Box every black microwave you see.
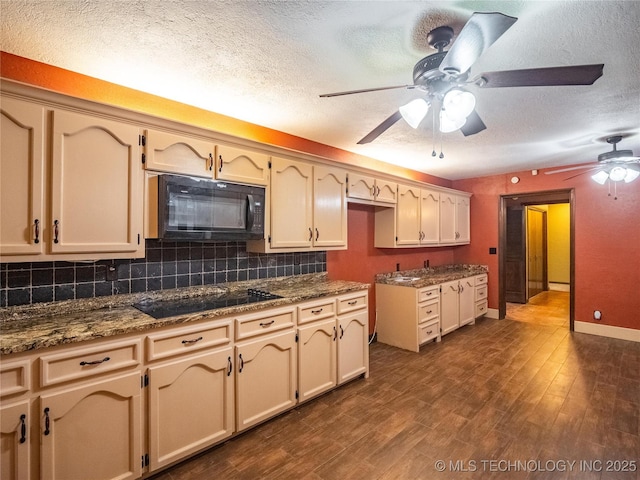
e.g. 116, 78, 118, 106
158, 174, 265, 241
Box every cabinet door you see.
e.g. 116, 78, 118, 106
269, 157, 313, 249
337, 310, 368, 384
375, 179, 398, 204
459, 278, 475, 326
440, 281, 460, 335
50, 110, 143, 256
235, 330, 297, 431
420, 189, 440, 244
313, 166, 347, 248
0, 400, 30, 480
396, 185, 420, 245
347, 172, 375, 202
215, 144, 269, 185
298, 319, 337, 402
40, 372, 141, 480
147, 347, 234, 471
439, 192, 457, 244
0, 96, 45, 257
145, 129, 214, 177
456, 195, 471, 243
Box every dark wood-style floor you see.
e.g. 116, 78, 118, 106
151, 292, 640, 480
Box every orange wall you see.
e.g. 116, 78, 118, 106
452, 169, 640, 331
327, 203, 457, 332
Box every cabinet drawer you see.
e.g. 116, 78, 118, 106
418, 320, 439, 345
418, 286, 439, 303
0, 359, 31, 397
418, 300, 439, 324
475, 300, 488, 318
235, 306, 296, 340
475, 274, 488, 286
298, 299, 336, 324
336, 292, 367, 315
40, 339, 141, 387
475, 285, 488, 302
146, 320, 232, 362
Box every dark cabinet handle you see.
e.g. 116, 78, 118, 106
376, 185, 381, 196
308, 227, 313, 241
427, 310, 433, 314
44, 408, 50, 436
218, 154, 223, 172
311, 308, 323, 314
315, 228, 319, 241
53, 220, 59, 244
259, 320, 275, 327
238, 354, 244, 373
19, 414, 26, 443
79, 356, 110, 366
34, 219, 40, 244
181, 336, 203, 344
227, 356, 232, 376
347, 300, 358, 305
333, 326, 337, 341
339, 325, 344, 339
370, 186, 376, 197
209, 153, 214, 171
427, 330, 433, 335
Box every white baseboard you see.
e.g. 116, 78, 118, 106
549, 283, 570, 292
485, 308, 499, 319
574, 321, 640, 343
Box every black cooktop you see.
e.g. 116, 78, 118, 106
134, 288, 282, 319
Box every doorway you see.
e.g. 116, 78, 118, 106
499, 189, 575, 330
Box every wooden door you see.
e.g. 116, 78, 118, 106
439, 193, 456, 243
505, 205, 526, 303
527, 207, 547, 299
40, 372, 141, 480
145, 129, 214, 177
269, 157, 313, 249
440, 280, 460, 335
235, 330, 297, 431
0, 400, 30, 480
337, 310, 368, 384
0, 96, 45, 257
420, 189, 440, 244
396, 185, 421, 245
147, 348, 234, 471
298, 319, 337, 402
313, 166, 347, 248
215, 144, 269, 185
51, 109, 143, 256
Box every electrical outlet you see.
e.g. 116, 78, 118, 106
489, 247, 497, 255
593, 310, 602, 320
105, 262, 118, 281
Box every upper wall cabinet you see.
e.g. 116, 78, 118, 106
440, 192, 470, 244
144, 129, 215, 177
215, 144, 269, 186
0, 96, 45, 257
0, 95, 144, 262
312, 166, 347, 249
347, 172, 397, 205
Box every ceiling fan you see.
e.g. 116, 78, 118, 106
545, 135, 640, 184
320, 12, 604, 145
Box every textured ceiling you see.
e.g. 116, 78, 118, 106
1, 0, 639, 180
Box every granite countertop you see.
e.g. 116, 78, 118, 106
0, 273, 369, 356
375, 264, 488, 289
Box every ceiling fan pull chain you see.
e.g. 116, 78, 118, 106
431, 106, 437, 157
439, 128, 444, 159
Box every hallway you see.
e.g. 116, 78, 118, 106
507, 290, 570, 328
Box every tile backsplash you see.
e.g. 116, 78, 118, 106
0, 240, 326, 307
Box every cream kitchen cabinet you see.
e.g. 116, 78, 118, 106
375, 283, 441, 352
388, 185, 440, 246
347, 172, 397, 205
420, 188, 440, 244
298, 318, 337, 402
234, 306, 297, 432
440, 278, 475, 336
144, 128, 215, 177
1, 400, 30, 480
312, 165, 348, 249
0, 101, 144, 262
440, 192, 471, 244
0, 96, 45, 258
336, 292, 370, 384
215, 144, 269, 186
474, 274, 489, 318
145, 320, 235, 471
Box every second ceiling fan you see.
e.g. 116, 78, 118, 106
320, 12, 604, 145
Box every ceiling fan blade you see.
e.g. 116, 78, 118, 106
477, 64, 604, 88
357, 111, 403, 144
460, 110, 486, 136
439, 12, 517, 75
544, 164, 596, 174
563, 167, 601, 180
319, 85, 416, 98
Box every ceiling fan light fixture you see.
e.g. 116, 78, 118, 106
609, 166, 628, 182
591, 170, 609, 185
623, 167, 640, 183
442, 89, 476, 120
399, 98, 430, 129
439, 108, 467, 133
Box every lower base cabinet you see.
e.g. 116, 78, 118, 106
39, 372, 142, 480
147, 347, 234, 471
337, 309, 369, 384
1, 400, 30, 480
298, 318, 337, 403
